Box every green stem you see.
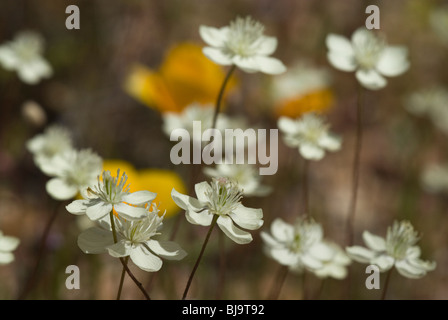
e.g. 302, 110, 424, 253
211, 65, 236, 130
182, 214, 219, 300
117, 256, 129, 300
109, 211, 151, 300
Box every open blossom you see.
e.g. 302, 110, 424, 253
66, 170, 156, 221
39, 149, 103, 200
261, 218, 350, 279
0, 30, 52, 84
0, 231, 20, 265
326, 27, 409, 90
346, 220, 436, 279
278, 113, 341, 160
199, 16, 286, 74
26, 125, 74, 172
78, 206, 186, 272
171, 178, 263, 244
203, 163, 272, 197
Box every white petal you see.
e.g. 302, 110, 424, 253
77, 227, 114, 254
260, 231, 281, 248
145, 239, 187, 261
199, 25, 227, 47
270, 218, 294, 242
229, 204, 263, 230
376, 46, 409, 77
113, 202, 148, 221
395, 259, 428, 279
362, 231, 386, 252
269, 247, 300, 266
278, 116, 298, 135
171, 188, 204, 212
253, 56, 287, 75
356, 69, 387, 90
346, 246, 375, 263
0, 235, 19, 252
66, 199, 88, 215
202, 47, 233, 66
0, 46, 18, 70
309, 242, 335, 261
86, 201, 113, 221
130, 246, 163, 272
107, 241, 131, 258
326, 33, 355, 57
232, 56, 260, 73
302, 253, 324, 270
194, 181, 211, 204
122, 190, 157, 205
327, 52, 357, 72
217, 215, 253, 244
371, 255, 395, 272
257, 36, 278, 56
0, 252, 14, 264
299, 143, 325, 160
186, 209, 214, 226
46, 178, 78, 200
319, 134, 342, 151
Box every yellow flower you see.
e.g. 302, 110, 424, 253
102, 159, 186, 218
124, 42, 237, 113
274, 89, 334, 119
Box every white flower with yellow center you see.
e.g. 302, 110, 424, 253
171, 178, 263, 244
66, 170, 156, 221
78, 206, 186, 272
199, 16, 286, 74
346, 220, 436, 279
0, 30, 52, 84
0, 231, 20, 265
261, 218, 350, 279
39, 148, 103, 200
326, 27, 409, 90
278, 113, 341, 160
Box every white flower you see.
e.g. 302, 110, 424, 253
261, 218, 350, 279
171, 178, 263, 244
78, 206, 186, 272
346, 220, 436, 279
66, 170, 157, 221
39, 148, 103, 200
278, 113, 341, 160
421, 163, 448, 194
404, 86, 448, 134
0, 231, 20, 265
0, 30, 52, 84
26, 125, 74, 172
199, 16, 286, 74
326, 27, 409, 90
203, 163, 272, 197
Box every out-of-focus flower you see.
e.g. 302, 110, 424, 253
421, 163, 448, 194
278, 113, 341, 160
124, 42, 236, 113
326, 27, 409, 90
261, 217, 350, 279
0, 231, 20, 265
66, 170, 156, 221
26, 125, 74, 172
172, 178, 263, 244
203, 163, 272, 197
21, 100, 47, 128
430, 6, 448, 46
0, 30, 52, 84
346, 220, 436, 279
270, 61, 334, 118
200, 16, 286, 74
78, 206, 186, 272
102, 159, 187, 218
39, 149, 103, 200
404, 86, 448, 134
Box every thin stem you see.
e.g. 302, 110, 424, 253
211, 65, 236, 130
346, 85, 365, 247
109, 211, 151, 300
302, 159, 310, 216
18, 199, 61, 300
182, 214, 219, 300
267, 265, 288, 300
381, 268, 393, 300
117, 256, 129, 300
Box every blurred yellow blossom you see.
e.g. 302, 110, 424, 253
124, 42, 237, 113
102, 159, 186, 218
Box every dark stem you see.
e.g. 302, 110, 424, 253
18, 199, 61, 300
267, 265, 289, 300
381, 268, 393, 300
117, 256, 129, 300
346, 85, 365, 247
182, 214, 218, 300
211, 65, 236, 130
302, 159, 310, 216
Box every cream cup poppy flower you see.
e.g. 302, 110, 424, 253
0, 231, 20, 265
346, 220, 436, 279
326, 27, 409, 90
171, 178, 263, 244
78, 207, 187, 272
278, 113, 342, 160
66, 170, 156, 221
199, 16, 286, 74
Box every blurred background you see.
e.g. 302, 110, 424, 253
0, 0, 447, 300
